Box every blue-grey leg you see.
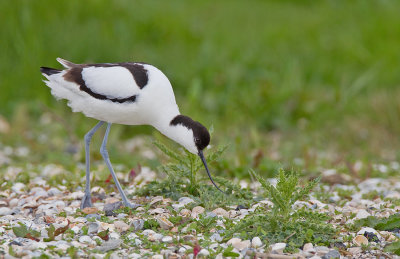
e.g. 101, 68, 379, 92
100, 123, 140, 208
81, 121, 105, 209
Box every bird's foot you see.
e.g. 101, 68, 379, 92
125, 202, 141, 209
81, 194, 93, 209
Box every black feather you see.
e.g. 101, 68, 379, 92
40, 67, 61, 76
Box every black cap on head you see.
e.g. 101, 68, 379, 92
170, 115, 210, 151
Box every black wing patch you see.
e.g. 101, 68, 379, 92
63, 67, 137, 103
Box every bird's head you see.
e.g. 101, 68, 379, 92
169, 115, 224, 193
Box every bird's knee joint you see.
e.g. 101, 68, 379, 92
84, 133, 93, 142
100, 147, 108, 158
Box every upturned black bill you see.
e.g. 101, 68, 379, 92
198, 150, 225, 194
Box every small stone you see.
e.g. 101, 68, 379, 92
210, 233, 222, 242
88, 222, 100, 234
353, 235, 368, 246
109, 232, 120, 240
12, 182, 25, 194
303, 243, 314, 252
206, 212, 217, 218
162, 236, 173, 243
179, 209, 191, 217
357, 227, 381, 242
0, 207, 12, 216
251, 237, 262, 248
82, 207, 98, 214
157, 216, 173, 230
183, 235, 196, 242
132, 219, 144, 231
117, 213, 127, 219
178, 197, 194, 205
315, 246, 329, 256
134, 238, 142, 246
149, 208, 165, 214
148, 233, 163, 242
97, 239, 122, 252
142, 229, 156, 236
86, 214, 101, 220
114, 220, 130, 232
322, 250, 341, 259
47, 187, 62, 196
167, 253, 180, 259
172, 203, 185, 210
355, 209, 371, 220
191, 206, 205, 217
235, 240, 250, 251
333, 242, 346, 250
79, 235, 93, 243
198, 248, 210, 257
152, 255, 163, 259
104, 201, 122, 216
270, 243, 286, 254
348, 247, 362, 255
212, 208, 229, 218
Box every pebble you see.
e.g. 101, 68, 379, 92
355, 209, 371, 219
212, 208, 229, 217
303, 243, 314, 252
97, 239, 122, 252
11, 182, 25, 193
79, 235, 93, 244
353, 235, 368, 246
322, 250, 341, 259
114, 220, 130, 232
270, 243, 286, 254
157, 216, 173, 230
211, 233, 223, 242
179, 209, 191, 217
348, 247, 362, 255
132, 219, 144, 231
162, 236, 173, 243
0, 207, 12, 216
86, 214, 101, 220
198, 248, 210, 257
178, 197, 194, 205
82, 207, 98, 214
87, 222, 100, 234
315, 246, 329, 256
357, 227, 381, 242
206, 212, 217, 218
191, 206, 205, 217
104, 201, 123, 216
251, 237, 262, 248
227, 238, 250, 251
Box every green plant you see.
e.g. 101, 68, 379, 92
225, 169, 336, 251
136, 141, 253, 209
12, 222, 41, 241
354, 214, 400, 231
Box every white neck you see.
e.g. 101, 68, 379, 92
152, 109, 198, 154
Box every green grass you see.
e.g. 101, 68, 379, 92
1, 0, 400, 179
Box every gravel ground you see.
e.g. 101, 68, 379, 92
2, 141, 400, 258
1, 166, 400, 259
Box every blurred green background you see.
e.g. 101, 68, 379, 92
1, 0, 400, 179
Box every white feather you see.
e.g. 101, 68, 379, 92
81, 66, 139, 99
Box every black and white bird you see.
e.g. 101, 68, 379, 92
40, 58, 223, 209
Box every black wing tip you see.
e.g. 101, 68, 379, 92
40, 67, 61, 76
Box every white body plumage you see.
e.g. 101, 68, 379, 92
42, 58, 199, 154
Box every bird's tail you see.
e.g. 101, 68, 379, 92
40, 67, 62, 76
57, 58, 76, 68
